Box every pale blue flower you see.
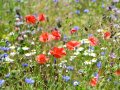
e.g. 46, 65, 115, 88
25, 78, 35, 84
62, 76, 70, 82
0, 79, 5, 87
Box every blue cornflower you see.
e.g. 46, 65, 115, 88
1, 53, 8, 58
63, 35, 68, 42
5, 40, 10, 46
92, 0, 96, 2
73, 81, 80, 86
101, 52, 105, 56
75, 10, 80, 14
89, 46, 94, 50
88, 34, 93, 37
0, 47, 10, 52
62, 76, 70, 82
84, 9, 89, 13
53, 0, 58, 3
22, 63, 28, 67
74, 26, 79, 30
97, 61, 101, 69
94, 72, 99, 80
75, 0, 79, 2
0, 79, 5, 87
54, 58, 57, 64
66, 66, 74, 71
25, 78, 35, 84
5, 73, 10, 78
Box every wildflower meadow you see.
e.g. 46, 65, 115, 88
0, 0, 120, 90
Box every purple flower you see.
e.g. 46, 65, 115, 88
88, 34, 93, 37
74, 26, 79, 30
0, 79, 5, 87
0, 47, 10, 52
53, 0, 58, 3
97, 61, 101, 69
1, 53, 8, 58
84, 9, 89, 13
22, 63, 28, 67
66, 66, 74, 71
25, 78, 35, 84
63, 35, 68, 42
110, 53, 116, 59
94, 72, 99, 80
102, 4, 105, 8
73, 81, 80, 86
113, 0, 119, 3
62, 76, 70, 82
101, 52, 105, 56
54, 58, 57, 64
75, 0, 79, 2
75, 10, 80, 14
92, 0, 96, 2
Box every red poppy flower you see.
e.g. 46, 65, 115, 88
50, 47, 66, 58
115, 69, 120, 76
51, 30, 61, 40
39, 32, 53, 42
38, 13, 45, 22
66, 41, 80, 50
88, 36, 99, 46
70, 28, 77, 34
90, 77, 97, 87
37, 54, 49, 64
25, 15, 36, 24
104, 31, 111, 39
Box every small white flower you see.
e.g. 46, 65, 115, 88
88, 49, 94, 53
81, 39, 89, 44
76, 47, 84, 52
89, 53, 96, 57
25, 53, 31, 56
74, 52, 80, 55
83, 51, 89, 56
101, 47, 107, 50
63, 45, 66, 47
9, 32, 15, 36
23, 35, 28, 38
84, 61, 91, 65
97, 29, 104, 32
91, 58, 97, 62
61, 60, 67, 63
46, 64, 50, 67
73, 81, 79, 86
43, 51, 46, 54
22, 47, 29, 51
31, 42, 35, 45
10, 52, 16, 56
10, 46, 15, 49
66, 70, 68, 72
17, 47, 21, 51
58, 70, 62, 73
48, 52, 51, 55
5, 57, 14, 62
